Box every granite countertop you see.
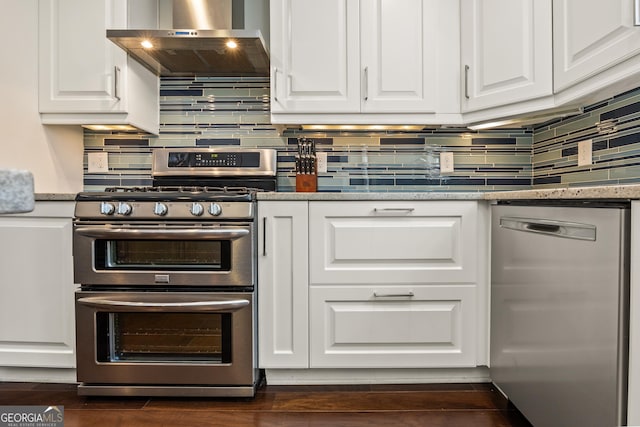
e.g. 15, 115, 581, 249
256, 192, 486, 201
484, 184, 640, 200
258, 184, 640, 201
31, 184, 640, 203
35, 193, 77, 201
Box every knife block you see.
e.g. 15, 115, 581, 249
296, 172, 317, 192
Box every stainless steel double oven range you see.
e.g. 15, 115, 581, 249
73, 148, 276, 397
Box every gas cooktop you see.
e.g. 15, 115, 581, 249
74, 148, 277, 220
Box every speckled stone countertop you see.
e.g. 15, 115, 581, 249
33, 184, 640, 203
484, 184, 640, 200
35, 193, 77, 201
0, 169, 35, 214
256, 192, 486, 201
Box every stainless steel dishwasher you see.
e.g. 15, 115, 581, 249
491, 201, 630, 427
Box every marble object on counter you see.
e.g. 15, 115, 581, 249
0, 169, 35, 214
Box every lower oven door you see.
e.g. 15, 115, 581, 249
75, 291, 256, 394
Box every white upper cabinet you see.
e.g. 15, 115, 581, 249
553, 0, 640, 92
460, 0, 553, 112
269, 0, 460, 121
270, 0, 360, 113
360, 0, 459, 113
38, 0, 159, 134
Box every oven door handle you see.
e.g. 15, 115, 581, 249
77, 297, 250, 312
74, 227, 250, 240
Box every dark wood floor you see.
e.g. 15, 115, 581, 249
0, 382, 531, 426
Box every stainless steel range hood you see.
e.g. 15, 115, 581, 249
107, 0, 269, 77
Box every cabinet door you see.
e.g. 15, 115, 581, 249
309, 201, 478, 285
39, 0, 127, 113
553, 0, 640, 92
0, 202, 76, 369
360, 0, 459, 113
257, 201, 309, 368
270, 0, 360, 113
460, 0, 552, 112
309, 285, 477, 368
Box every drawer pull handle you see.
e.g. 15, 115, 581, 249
373, 292, 415, 298
373, 208, 415, 213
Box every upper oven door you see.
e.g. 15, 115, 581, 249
73, 221, 254, 287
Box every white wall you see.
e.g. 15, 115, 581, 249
0, 0, 83, 194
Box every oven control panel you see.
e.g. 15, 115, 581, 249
152, 148, 277, 177
168, 152, 260, 168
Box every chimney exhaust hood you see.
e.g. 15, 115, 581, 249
107, 0, 269, 77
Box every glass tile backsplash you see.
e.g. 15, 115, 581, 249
533, 88, 640, 188
82, 77, 640, 192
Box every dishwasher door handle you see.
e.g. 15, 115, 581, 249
499, 216, 596, 241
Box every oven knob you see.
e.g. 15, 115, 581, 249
190, 202, 204, 216
117, 202, 132, 216
154, 202, 168, 216
209, 203, 222, 216
100, 202, 115, 215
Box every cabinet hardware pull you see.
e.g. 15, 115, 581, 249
464, 65, 470, 99
635, 0, 640, 26
373, 208, 415, 213
273, 67, 279, 102
363, 66, 369, 101
374, 292, 415, 298
113, 66, 121, 101
262, 217, 267, 256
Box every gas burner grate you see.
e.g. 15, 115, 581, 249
105, 187, 155, 193
104, 186, 268, 194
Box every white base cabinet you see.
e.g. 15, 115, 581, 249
257, 201, 309, 368
38, 0, 159, 134
258, 200, 488, 377
0, 202, 76, 370
309, 201, 478, 285
309, 285, 477, 368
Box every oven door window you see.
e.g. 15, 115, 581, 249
96, 312, 231, 363
96, 239, 231, 271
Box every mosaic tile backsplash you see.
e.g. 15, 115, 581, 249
533, 89, 640, 188
83, 77, 640, 192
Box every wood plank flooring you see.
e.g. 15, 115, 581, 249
0, 382, 532, 426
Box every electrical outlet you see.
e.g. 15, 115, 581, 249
316, 152, 328, 173
88, 152, 109, 173
440, 152, 454, 173
577, 139, 592, 166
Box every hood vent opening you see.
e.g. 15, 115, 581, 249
107, 0, 269, 77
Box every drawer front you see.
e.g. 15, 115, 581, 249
309, 201, 478, 284
309, 285, 477, 368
